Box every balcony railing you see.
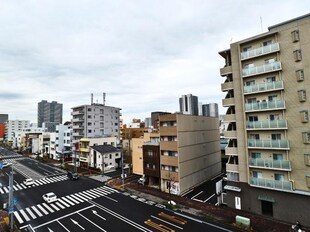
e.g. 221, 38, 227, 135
222, 97, 235, 106
245, 100, 285, 112
220, 65, 232, 76
221, 81, 234, 91
240, 43, 280, 60
248, 139, 289, 149
242, 61, 282, 77
244, 80, 284, 94
249, 158, 291, 170
250, 177, 292, 191
246, 119, 287, 130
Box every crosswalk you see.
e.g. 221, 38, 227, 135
0, 175, 69, 194
14, 186, 118, 225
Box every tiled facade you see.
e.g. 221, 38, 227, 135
219, 14, 310, 226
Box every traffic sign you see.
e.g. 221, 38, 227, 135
9, 206, 14, 213
13, 197, 17, 204
0, 162, 3, 169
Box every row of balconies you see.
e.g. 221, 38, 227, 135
242, 61, 282, 77
72, 117, 84, 122
249, 158, 291, 170
240, 42, 280, 60
250, 177, 292, 191
243, 80, 284, 95
223, 99, 286, 111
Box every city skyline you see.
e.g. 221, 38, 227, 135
0, 1, 309, 124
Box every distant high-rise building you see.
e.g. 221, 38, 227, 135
5, 120, 30, 142
38, 100, 63, 132
0, 114, 8, 123
144, 117, 152, 128
151, 111, 171, 130
202, 103, 219, 117
0, 114, 8, 140
179, 94, 198, 115
219, 13, 310, 227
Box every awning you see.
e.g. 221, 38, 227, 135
258, 196, 275, 202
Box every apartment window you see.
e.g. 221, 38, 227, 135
268, 95, 277, 101
291, 30, 300, 42
271, 134, 281, 140
245, 80, 255, 86
274, 173, 284, 181
263, 40, 272, 46
265, 58, 275, 64
273, 153, 283, 160
298, 90, 307, 102
88, 115, 91, 119
244, 63, 254, 69
249, 134, 260, 140
251, 152, 261, 159
100, 116, 104, 121
302, 132, 310, 144
266, 76, 276, 82
296, 69, 304, 82
300, 110, 309, 123
100, 109, 104, 114
247, 98, 257, 104
306, 175, 310, 188
88, 130, 92, 133
88, 108, 92, 112
88, 122, 92, 126
293, 49, 302, 62
304, 153, 310, 166
253, 171, 262, 178
242, 46, 252, 52
270, 114, 279, 120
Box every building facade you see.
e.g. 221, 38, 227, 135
179, 94, 199, 116
71, 104, 121, 144
159, 113, 221, 195
202, 103, 219, 118
38, 100, 63, 132
219, 14, 310, 226
5, 120, 30, 143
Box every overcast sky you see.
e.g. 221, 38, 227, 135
0, 1, 309, 124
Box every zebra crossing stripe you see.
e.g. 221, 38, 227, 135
104, 186, 119, 193
58, 198, 70, 207
42, 203, 55, 213
50, 203, 60, 211
56, 201, 66, 209
20, 184, 27, 189
66, 195, 80, 204
37, 204, 48, 215
86, 190, 101, 197
31, 206, 43, 217
34, 182, 40, 186
79, 192, 93, 199
16, 184, 23, 190
4, 187, 9, 193
25, 207, 37, 219
90, 189, 106, 196
39, 179, 48, 184
70, 194, 84, 203
0, 188, 4, 194
13, 186, 18, 191
19, 209, 31, 221
96, 188, 111, 194
14, 211, 24, 224
61, 197, 75, 206
82, 191, 96, 199
74, 193, 89, 201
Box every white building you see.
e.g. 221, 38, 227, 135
55, 124, 72, 160
89, 145, 121, 171
5, 120, 30, 143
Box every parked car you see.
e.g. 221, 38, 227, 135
1, 162, 12, 168
43, 192, 57, 203
67, 171, 79, 180
23, 178, 34, 186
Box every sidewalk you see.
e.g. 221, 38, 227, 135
106, 178, 302, 232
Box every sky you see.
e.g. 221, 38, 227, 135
0, 1, 309, 124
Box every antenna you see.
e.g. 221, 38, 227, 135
91, 93, 93, 105
103, 92, 106, 106
260, 16, 263, 33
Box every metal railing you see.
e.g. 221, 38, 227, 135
249, 158, 291, 170
250, 177, 292, 191
242, 61, 282, 77
245, 99, 285, 111
244, 80, 283, 94
246, 119, 287, 129
248, 139, 289, 149
241, 43, 280, 60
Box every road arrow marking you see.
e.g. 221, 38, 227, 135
92, 210, 106, 220
71, 218, 85, 230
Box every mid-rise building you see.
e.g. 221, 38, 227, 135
159, 113, 221, 195
0, 114, 8, 141
38, 100, 63, 132
5, 120, 30, 143
219, 14, 310, 226
202, 103, 219, 117
179, 94, 199, 116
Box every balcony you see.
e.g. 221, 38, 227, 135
240, 43, 280, 60
224, 130, 237, 138
161, 155, 178, 166
250, 177, 293, 191
248, 139, 289, 150
244, 80, 284, 94
245, 100, 285, 112
246, 120, 288, 130
71, 110, 84, 116
221, 81, 234, 91
79, 147, 89, 153
242, 61, 282, 77
249, 158, 291, 170
225, 147, 238, 156
72, 117, 84, 122
224, 114, 236, 122
160, 126, 177, 136
72, 124, 84, 129
226, 163, 239, 172
72, 132, 83, 137
220, 65, 232, 76
222, 97, 235, 107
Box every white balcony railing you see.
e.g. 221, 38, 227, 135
242, 61, 282, 77
240, 43, 280, 60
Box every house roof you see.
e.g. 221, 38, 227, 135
90, 145, 120, 154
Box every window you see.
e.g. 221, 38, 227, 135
266, 76, 276, 82
300, 110, 309, 123
88, 108, 92, 112
88, 130, 92, 133
296, 69, 304, 82
291, 30, 300, 42
249, 134, 260, 140
293, 49, 302, 62
271, 134, 281, 140
253, 171, 262, 178
245, 80, 255, 86
88, 122, 92, 126
244, 63, 254, 69
273, 153, 283, 160
88, 115, 91, 119
248, 116, 258, 121
268, 95, 277, 101
304, 153, 310, 166
269, 114, 279, 120
251, 152, 261, 159
242, 46, 252, 52
298, 90, 307, 102
100, 109, 104, 114
274, 173, 284, 181
263, 40, 272, 46
302, 132, 310, 144
265, 58, 275, 64
247, 98, 257, 104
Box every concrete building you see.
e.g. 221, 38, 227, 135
151, 112, 171, 130
219, 14, 310, 226
5, 120, 30, 144
54, 124, 72, 161
202, 103, 219, 118
159, 113, 221, 195
38, 100, 63, 132
89, 145, 121, 172
179, 94, 199, 116
71, 102, 121, 144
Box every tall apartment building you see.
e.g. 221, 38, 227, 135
71, 103, 121, 144
38, 100, 63, 132
219, 14, 310, 226
159, 113, 221, 195
5, 120, 30, 143
179, 94, 199, 116
202, 103, 219, 117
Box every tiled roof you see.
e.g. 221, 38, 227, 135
90, 145, 120, 154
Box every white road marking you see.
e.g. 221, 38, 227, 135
26, 207, 37, 219
92, 210, 106, 220
50, 203, 60, 211
70, 194, 84, 203
61, 197, 75, 206
56, 201, 66, 209
66, 195, 80, 204
43, 203, 55, 213
204, 194, 215, 203
57, 198, 70, 207
37, 204, 49, 215
31, 206, 43, 217
78, 212, 106, 231
14, 211, 24, 224
151, 215, 183, 230
191, 191, 203, 200
71, 218, 85, 230
19, 209, 30, 221
74, 193, 89, 201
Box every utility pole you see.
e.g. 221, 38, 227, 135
8, 166, 14, 231
74, 142, 79, 173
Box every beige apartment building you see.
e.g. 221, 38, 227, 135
219, 14, 310, 226
159, 113, 221, 195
